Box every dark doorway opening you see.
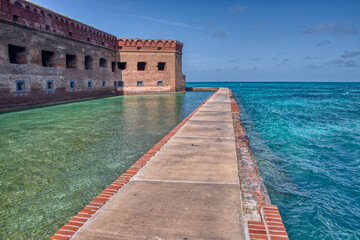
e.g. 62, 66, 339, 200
137, 62, 146, 71
118, 62, 126, 70
112, 62, 116, 72
66, 54, 76, 68
42, 50, 55, 67
8, 44, 27, 64
85, 55, 92, 70
99, 58, 107, 68
158, 62, 166, 71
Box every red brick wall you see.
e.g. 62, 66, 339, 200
118, 38, 183, 53
248, 205, 289, 240
118, 51, 184, 93
0, 0, 117, 49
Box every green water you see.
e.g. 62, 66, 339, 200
0, 92, 212, 239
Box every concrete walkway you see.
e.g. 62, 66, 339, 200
72, 88, 245, 240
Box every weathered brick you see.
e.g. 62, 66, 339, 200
249, 234, 269, 240
50, 235, 71, 240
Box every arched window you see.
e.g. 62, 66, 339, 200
99, 58, 107, 68
14, 1, 22, 8
85, 55, 92, 70
33, 8, 38, 18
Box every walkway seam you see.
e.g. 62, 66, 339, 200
171, 135, 234, 140
49, 90, 218, 240
130, 178, 238, 185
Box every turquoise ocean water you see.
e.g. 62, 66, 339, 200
188, 82, 360, 240
0, 92, 212, 239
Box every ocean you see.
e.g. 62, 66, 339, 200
188, 82, 360, 240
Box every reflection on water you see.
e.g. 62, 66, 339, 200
0, 91, 212, 239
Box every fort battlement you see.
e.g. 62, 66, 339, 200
0, 0, 118, 49
0, 0, 185, 111
118, 39, 183, 53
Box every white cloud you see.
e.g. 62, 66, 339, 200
227, 3, 247, 14
303, 24, 358, 35
341, 51, 360, 59
136, 16, 201, 30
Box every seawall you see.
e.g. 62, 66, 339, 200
50, 88, 289, 240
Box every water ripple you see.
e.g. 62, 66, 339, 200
188, 82, 360, 240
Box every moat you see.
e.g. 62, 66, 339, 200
0, 91, 212, 239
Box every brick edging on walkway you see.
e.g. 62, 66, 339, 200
229, 90, 289, 240
50, 90, 218, 240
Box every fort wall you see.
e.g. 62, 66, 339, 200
0, 19, 119, 109
0, 0, 185, 111
0, 0, 117, 49
118, 38, 185, 93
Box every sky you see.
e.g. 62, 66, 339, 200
29, 0, 360, 82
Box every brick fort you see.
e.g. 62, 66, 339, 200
0, 0, 185, 110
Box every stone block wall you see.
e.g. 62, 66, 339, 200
0, 19, 120, 109
0, 0, 185, 110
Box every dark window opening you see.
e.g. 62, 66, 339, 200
68, 32, 72, 37
13, 15, 19, 22
158, 62, 166, 71
157, 80, 163, 86
118, 81, 123, 87
102, 81, 106, 88
87, 37, 90, 42
88, 81, 92, 88
114, 81, 117, 87
69, 80, 75, 90
47, 80, 54, 91
42, 50, 55, 67
16, 80, 25, 92
8, 44, 27, 64
118, 62, 126, 70
99, 58, 107, 68
111, 62, 116, 72
45, 25, 50, 30
137, 47, 141, 50
137, 81, 143, 87
66, 54, 76, 68
157, 47, 162, 50
101, 42, 104, 46
137, 62, 146, 71
85, 55, 92, 70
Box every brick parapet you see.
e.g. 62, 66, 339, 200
186, 86, 220, 92
118, 38, 183, 53
0, 0, 118, 49
247, 205, 289, 240
49, 90, 218, 240
0, 1, 185, 52
230, 90, 271, 219
229, 89, 288, 239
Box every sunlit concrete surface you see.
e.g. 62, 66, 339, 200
72, 88, 245, 240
